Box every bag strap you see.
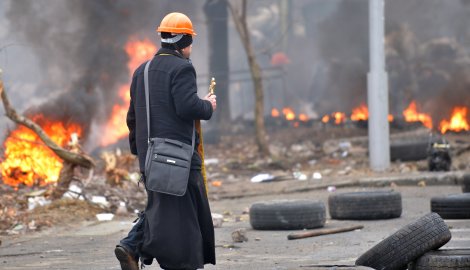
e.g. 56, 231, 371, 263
143, 59, 195, 154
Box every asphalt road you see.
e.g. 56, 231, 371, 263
1, 185, 469, 270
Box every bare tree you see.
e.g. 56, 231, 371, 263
229, 0, 271, 156
0, 71, 95, 199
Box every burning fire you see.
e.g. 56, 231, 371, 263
282, 108, 296, 121
1, 115, 82, 187
272, 103, 469, 134
100, 38, 157, 146
271, 107, 310, 125
325, 102, 469, 133
333, 112, 346, 124
321, 112, 346, 124
271, 108, 280, 118
350, 104, 394, 122
298, 114, 308, 122
403, 101, 433, 129
321, 115, 330, 123
439, 107, 469, 134
351, 104, 368, 121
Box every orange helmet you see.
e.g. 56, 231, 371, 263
157, 12, 197, 36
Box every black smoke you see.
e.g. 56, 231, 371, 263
312, 0, 470, 125
5, 0, 199, 141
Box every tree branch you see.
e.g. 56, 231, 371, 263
241, 0, 246, 23
0, 73, 95, 169
228, 1, 248, 51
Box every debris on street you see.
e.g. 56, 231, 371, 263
287, 225, 364, 240
212, 213, 224, 228
231, 228, 248, 243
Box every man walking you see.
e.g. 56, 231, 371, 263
115, 12, 217, 270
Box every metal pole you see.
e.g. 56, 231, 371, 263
368, 0, 390, 171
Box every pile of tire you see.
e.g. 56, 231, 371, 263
408, 249, 470, 269
355, 212, 452, 270
404, 193, 470, 268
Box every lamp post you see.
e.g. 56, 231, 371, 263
368, 0, 390, 171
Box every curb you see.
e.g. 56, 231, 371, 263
217, 171, 470, 200
284, 171, 468, 194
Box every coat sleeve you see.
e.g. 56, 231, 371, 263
171, 64, 213, 121
126, 72, 138, 155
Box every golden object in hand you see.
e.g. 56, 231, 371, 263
209, 77, 216, 95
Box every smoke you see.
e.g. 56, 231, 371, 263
3, 0, 200, 143
312, 0, 470, 122
3, 0, 470, 135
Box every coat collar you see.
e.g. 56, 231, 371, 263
156, 48, 184, 59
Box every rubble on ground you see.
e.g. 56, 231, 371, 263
1, 125, 470, 234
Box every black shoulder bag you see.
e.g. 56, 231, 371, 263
143, 59, 194, 196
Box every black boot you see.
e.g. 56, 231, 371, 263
115, 245, 139, 270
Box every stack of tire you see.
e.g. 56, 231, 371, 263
353, 191, 470, 269
355, 212, 453, 270
405, 191, 470, 269
408, 249, 470, 269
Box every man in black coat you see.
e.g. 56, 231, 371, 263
115, 12, 217, 270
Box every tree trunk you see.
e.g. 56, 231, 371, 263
229, 0, 271, 156
204, 0, 231, 139
50, 162, 76, 200
246, 45, 270, 156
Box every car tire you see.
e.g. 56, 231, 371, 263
408, 249, 470, 269
431, 194, 470, 219
249, 200, 326, 230
328, 191, 402, 220
355, 212, 452, 270
462, 174, 470, 193
390, 137, 429, 161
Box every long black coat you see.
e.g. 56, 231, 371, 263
126, 48, 213, 173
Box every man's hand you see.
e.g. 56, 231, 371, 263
204, 93, 217, 111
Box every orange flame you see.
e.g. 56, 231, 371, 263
271, 108, 280, 118
350, 104, 393, 122
100, 38, 157, 146
321, 112, 346, 125
298, 114, 308, 122
282, 107, 296, 121
351, 104, 369, 121
333, 112, 346, 124
439, 107, 469, 134
403, 101, 433, 129
1, 115, 82, 187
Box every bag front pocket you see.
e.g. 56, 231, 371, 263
152, 154, 189, 168
145, 154, 191, 196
